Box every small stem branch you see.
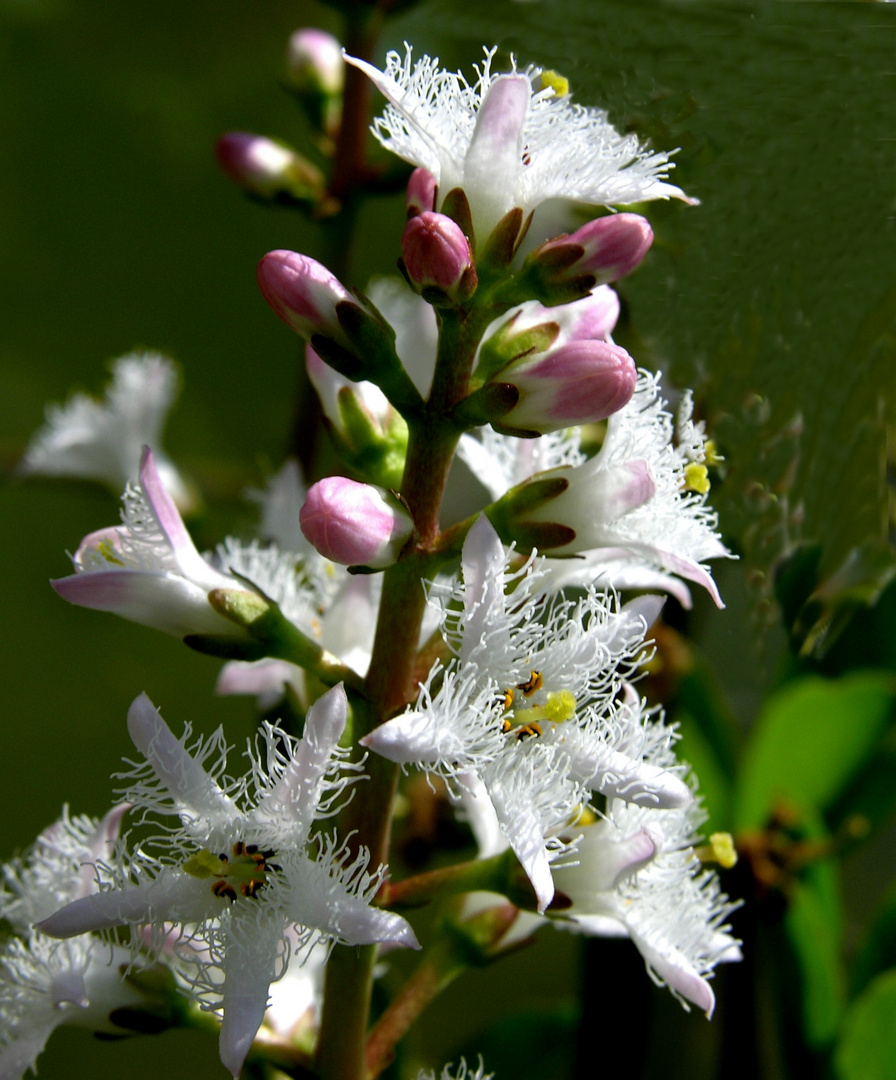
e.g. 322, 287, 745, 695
378, 852, 516, 909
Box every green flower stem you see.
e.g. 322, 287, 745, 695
378, 851, 519, 909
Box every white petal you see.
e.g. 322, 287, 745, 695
360, 711, 442, 765
258, 684, 348, 842
488, 777, 554, 914
461, 515, 507, 660
218, 925, 283, 1078
629, 928, 716, 1018
127, 694, 238, 823
37, 873, 213, 937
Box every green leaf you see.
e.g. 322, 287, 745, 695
734, 672, 896, 832
786, 862, 846, 1047
836, 968, 896, 1080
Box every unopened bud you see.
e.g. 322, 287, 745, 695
286, 29, 344, 96
406, 167, 438, 217
300, 477, 414, 568
216, 132, 324, 201
286, 29, 344, 140
258, 249, 355, 346
496, 339, 637, 434
400, 212, 477, 305
522, 213, 653, 304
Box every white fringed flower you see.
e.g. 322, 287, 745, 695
417, 1061, 492, 1080
460, 374, 730, 608
0, 807, 145, 1080
362, 517, 691, 914
552, 778, 741, 1018
347, 45, 690, 242
18, 352, 192, 511
38, 686, 418, 1079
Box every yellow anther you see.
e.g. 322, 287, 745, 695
683, 462, 710, 495
543, 690, 576, 724
96, 539, 124, 566
570, 805, 598, 827
704, 440, 723, 467
516, 671, 543, 697
539, 70, 569, 97
709, 832, 738, 869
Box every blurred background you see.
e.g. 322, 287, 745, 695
2, 2, 895, 1078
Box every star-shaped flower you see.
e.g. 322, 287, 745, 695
18, 352, 193, 511
38, 685, 418, 1078
347, 46, 690, 242
361, 516, 690, 914
0, 807, 147, 1080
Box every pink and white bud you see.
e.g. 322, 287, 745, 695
300, 477, 413, 568
286, 28, 344, 96
216, 132, 323, 200
306, 346, 392, 431
534, 213, 654, 287
499, 338, 637, 432
258, 250, 354, 345
401, 212, 477, 303
406, 167, 438, 217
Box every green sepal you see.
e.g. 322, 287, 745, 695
440, 187, 475, 247
451, 382, 519, 428
485, 474, 574, 552
478, 207, 528, 269
335, 385, 409, 489
472, 311, 560, 386
335, 299, 424, 417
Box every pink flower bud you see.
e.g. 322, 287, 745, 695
300, 477, 414, 568
406, 167, 438, 217
535, 213, 653, 287
286, 28, 344, 96
257, 250, 353, 344
499, 339, 637, 432
216, 133, 323, 200
401, 212, 477, 303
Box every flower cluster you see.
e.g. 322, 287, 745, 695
11, 33, 741, 1080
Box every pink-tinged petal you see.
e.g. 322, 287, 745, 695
138, 447, 207, 580
591, 459, 656, 520
51, 569, 237, 638
300, 477, 413, 568
360, 711, 441, 765
568, 285, 621, 341
37, 873, 212, 937
629, 928, 716, 1018
463, 74, 530, 236
216, 658, 301, 699
461, 515, 507, 659
257, 250, 352, 342
258, 684, 348, 842
402, 212, 476, 299
615, 539, 725, 609
488, 778, 554, 914
406, 166, 438, 216
75, 803, 130, 899
127, 694, 238, 824
72, 525, 124, 568
218, 925, 283, 1079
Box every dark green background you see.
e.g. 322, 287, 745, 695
1, 1, 894, 1077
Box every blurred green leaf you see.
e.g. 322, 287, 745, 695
675, 708, 733, 834
734, 673, 896, 832
851, 882, 896, 998
835, 968, 896, 1080
786, 858, 846, 1048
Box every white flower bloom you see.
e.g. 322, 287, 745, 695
38, 685, 418, 1079
0, 808, 146, 1080
463, 373, 730, 607
362, 517, 691, 914
52, 446, 245, 638
551, 779, 741, 1018
18, 352, 193, 512
347, 45, 690, 242
245, 458, 309, 553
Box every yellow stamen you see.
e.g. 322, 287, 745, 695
709, 832, 738, 869
96, 539, 124, 566
539, 70, 569, 97
683, 462, 710, 494
516, 671, 543, 697
704, 440, 723, 467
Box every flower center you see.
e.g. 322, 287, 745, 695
184, 841, 279, 903
499, 670, 576, 740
